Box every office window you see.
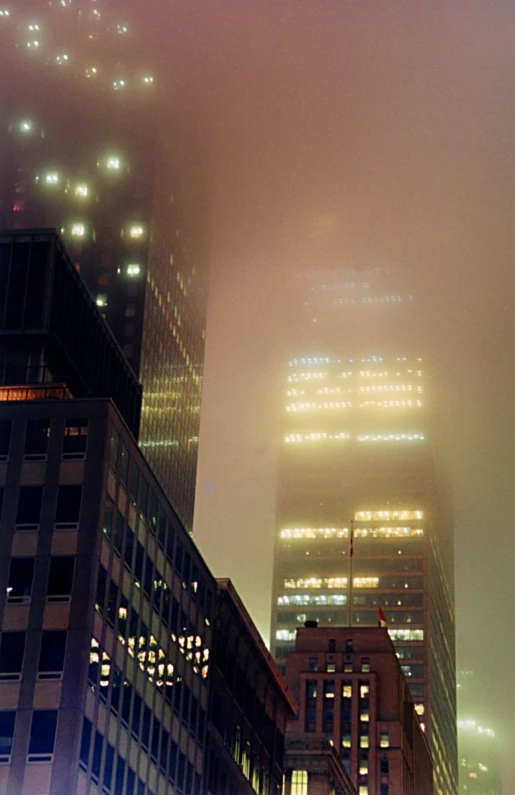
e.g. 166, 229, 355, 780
55, 485, 82, 528
359, 788, 369, 795
38, 631, 67, 680
359, 755, 369, 775
7, 557, 35, 603
0, 420, 11, 460
0, 711, 16, 763
62, 417, 88, 459
109, 429, 119, 471
16, 486, 43, 529
380, 732, 390, 748
0, 487, 3, 522
28, 710, 58, 762
326, 661, 336, 673
380, 758, 389, 774
47, 557, 75, 602
291, 770, 308, 795
361, 657, 370, 673
308, 657, 318, 672
344, 661, 353, 673
24, 419, 50, 459
0, 632, 26, 680
341, 729, 351, 748
380, 786, 389, 795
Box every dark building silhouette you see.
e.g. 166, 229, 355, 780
284, 625, 433, 795
205, 579, 296, 795
0, 2, 210, 530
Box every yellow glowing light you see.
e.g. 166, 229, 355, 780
71, 223, 86, 237
75, 183, 89, 197
127, 263, 141, 277
355, 510, 424, 521
129, 225, 144, 239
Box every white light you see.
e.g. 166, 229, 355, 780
113, 79, 126, 91
117, 23, 129, 34
85, 67, 98, 78
26, 40, 40, 48
28, 23, 40, 32
96, 295, 107, 307
19, 120, 32, 133
129, 225, 144, 239
71, 224, 86, 237
127, 264, 141, 277
56, 53, 70, 65
75, 184, 89, 198
106, 157, 121, 170
0, 10, 11, 17
143, 75, 154, 84
45, 172, 59, 185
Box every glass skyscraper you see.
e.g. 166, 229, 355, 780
0, 0, 210, 530
271, 265, 458, 795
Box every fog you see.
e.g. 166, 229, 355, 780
183, 3, 515, 791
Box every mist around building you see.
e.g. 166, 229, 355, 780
0, 3, 504, 795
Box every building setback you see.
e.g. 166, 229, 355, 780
284, 626, 433, 795
0, 2, 210, 530
205, 579, 297, 795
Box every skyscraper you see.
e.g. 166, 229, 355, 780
271, 265, 457, 794
0, 1, 210, 530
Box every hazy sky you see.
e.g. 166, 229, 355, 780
181, 3, 515, 791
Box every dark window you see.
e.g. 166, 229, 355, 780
380, 757, 389, 774
47, 557, 74, 602
124, 526, 135, 571
380, 785, 389, 795
28, 710, 58, 761
0, 420, 11, 460
103, 498, 114, 541
0, 711, 16, 762
79, 717, 92, 769
328, 638, 336, 653
92, 730, 103, 782
109, 429, 119, 471
119, 442, 129, 484
24, 419, 50, 459
114, 510, 125, 557
38, 631, 67, 680
0, 487, 3, 522
55, 485, 82, 528
0, 632, 26, 680
16, 486, 43, 529
7, 557, 34, 603
62, 417, 88, 459
104, 744, 115, 790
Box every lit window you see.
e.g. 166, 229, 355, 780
341, 732, 351, 748
28, 23, 40, 31
55, 53, 70, 65
129, 225, 144, 239
19, 120, 33, 133
26, 40, 40, 48
380, 731, 389, 748
75, 184, 89, 198
361, 658, 371, 673
113, 79, 126, 91
343, 684, 352, 698
126, 264, 141, 278
415, 703, 425, 716
85, 67, 98, 78
291, 771, 308, 795
360, 684, 369, 698
359, 788, 369, 795
360, 735, 369, 748
142, 75, 154, 85
0, 10, 11, 17
44, 172, 60, 185
101, 156, 121, 171
117, 23, 129, 34
96, 295, 107, 307
359, 759, 368, 775
71, 224, 86, 238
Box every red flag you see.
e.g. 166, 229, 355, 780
378, 606, 387, 628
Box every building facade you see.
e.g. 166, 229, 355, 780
271, 266, 457, 794
284, 626, 433, 795
458, 671, 501, 795
205, 579, 296, 795
0, 2, 210, 529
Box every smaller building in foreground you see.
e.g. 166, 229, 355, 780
284, 625, 433, 795
205, 579, 297, 795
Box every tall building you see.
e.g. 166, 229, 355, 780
206, 579, 296, 795
458, 671, 502, 795
0, 1, 210, 530
271, 266, 457, 794
283, 625, 433, 795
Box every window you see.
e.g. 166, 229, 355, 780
0, 632, 25, 680
380, 732, 390, 748
0, 711, 16, 763
361, 657, 371, 673
380, 786, 389, 795
359, 755, 369, 775
55, 485, 82, 529
326, 661, 336, 673
0, 487, 3, 522
344, 661, 353, 673
308, 657, 318, 672
380, 758, 389, 774
16, 486, 43, 529
62, 417, 88, 459
291, 770, 308, 795
24, 419, 50, 459
0, 420, 11, 460
7, 557, 34, 603
359, 788, 369, 795
28, 710, 58, 762
47, 557, 74, 602
38, 631, 66, 680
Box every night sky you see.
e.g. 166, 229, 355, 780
183, 3, 515, 791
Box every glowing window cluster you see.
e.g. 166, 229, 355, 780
129, 225, 144, 239
284, 431, 350, 443
359, 399, 422, 408
126, 263, 141, 277
355, 527, 424, 539
70, 223, 86, 237
353, 577, 379, 588
0, 9, 10, 17
19, 120, 33, 133
44, 172, 60, 185
357, 433, 425, 442
280, 527, 348, 540
283, 577, 348, 590
55, 53, 70, 65
276, 629, 296, 641
388, 628, 424, 641
355, 510, 424, 521
457, 720, 495, 738
75, 184, 89, 198
277, 594, 347, 606
286, 400, 352, 412
143, 75, 154, 85
359, 384, 422, 393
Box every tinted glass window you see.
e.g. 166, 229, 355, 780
16, 486, 43, 528
0, 420, 11, 459
0, 632, 26, 680
24, 419, 50, 459
7, 558, 35, 602
38, 631, 67, 679
28, 710, 58, 760
0, 711, 16, 762
0, 487, 3, 522
55, 485, 82, 527
63, 418, 88, 459
47, 557, 74, 602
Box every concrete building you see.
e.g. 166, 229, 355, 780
284, 625, 433, 795
0, 2, 210, 530
205, 579, 296, 795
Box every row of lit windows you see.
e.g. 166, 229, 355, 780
280, 526, 424, 540
284, 431, 425, 443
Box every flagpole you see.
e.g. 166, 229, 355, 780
349, 519, 353, 627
